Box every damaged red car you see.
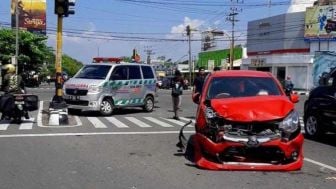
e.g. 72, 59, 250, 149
178, 70, 303, 171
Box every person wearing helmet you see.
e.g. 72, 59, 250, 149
0, 64, 29, 120
1, 64, 25, 93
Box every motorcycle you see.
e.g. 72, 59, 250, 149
0, 92, 39, 124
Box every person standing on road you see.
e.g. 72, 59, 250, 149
171, 70, 184, 120
284, 76, 294, 96
193, 67, 206, 95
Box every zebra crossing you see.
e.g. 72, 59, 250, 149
0, 115, 305, 132
0, 118, 35, 131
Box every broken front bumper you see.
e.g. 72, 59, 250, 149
192, 132, 304, 171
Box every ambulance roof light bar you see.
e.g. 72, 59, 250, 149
92, 57, 122, 63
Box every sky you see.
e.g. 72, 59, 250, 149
0, 0, 316, 64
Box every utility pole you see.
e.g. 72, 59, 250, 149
144, 46, 154, 64
186, 25, 192, 84
226, 0, 243, 70
15, 0, 19, 75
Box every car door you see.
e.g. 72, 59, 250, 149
322, 76, 336, 125
128, 65, 143, 105
141, 65, 156, 103
110, 65, 130, 107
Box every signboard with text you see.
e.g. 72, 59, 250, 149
11, 0, 46, 35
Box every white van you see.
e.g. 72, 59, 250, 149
63, 62, 157, 116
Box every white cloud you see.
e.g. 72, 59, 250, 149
167, 17, 204, 39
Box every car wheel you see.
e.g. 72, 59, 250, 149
304, 113, 324, 139
100, 99, 114, 116
143, 96, 154, 112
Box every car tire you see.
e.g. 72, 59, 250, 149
143, 96, 154, 112
304, 112, 324, 139
100, 98, 114, 116
185, 135, 195, 162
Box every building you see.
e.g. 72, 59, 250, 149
198, 47, 243, 71
242, 1, 336, 91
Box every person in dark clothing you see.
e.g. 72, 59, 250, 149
1, 64, 25, 94
171, 70, 184, 120
0, 64, 29, 120
284, 76, 294, 96
193, 67, 206, 95
213, 66, 221, 71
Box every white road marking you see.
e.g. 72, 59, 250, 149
304, 158, 336, 172
144, 117, 174, 127
0, 120, 11, 130
87, 117, 107, 128
105, 117, 129, 128
19, 118, 35, 130
0, 131, 196, 138
162, 118, 194, 127
125, 117, 152, 128
163, 118, 189, 126
179, 117, 195, 123
179, 117, 195, 127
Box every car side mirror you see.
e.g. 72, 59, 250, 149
192, 93, 201, 104
290, 93, 299, 103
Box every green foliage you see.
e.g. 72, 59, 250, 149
0, 28, 51, 73
121, 56, 132, 62
62, 54, 83, 76
0, 28, 82, 78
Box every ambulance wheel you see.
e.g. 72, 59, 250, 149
143, 96, 154, 112
100, 98, 114, 116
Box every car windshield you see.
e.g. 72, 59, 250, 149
75, 65, 111, 79
207, 77, 281, 99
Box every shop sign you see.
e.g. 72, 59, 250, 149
251, 58, 266, 67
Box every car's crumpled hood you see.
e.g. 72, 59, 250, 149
211, 96, 293, 122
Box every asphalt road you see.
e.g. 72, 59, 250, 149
0, 86, 335, 189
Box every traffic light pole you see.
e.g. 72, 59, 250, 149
49, 15, 68, 125
55, 15, 64, 101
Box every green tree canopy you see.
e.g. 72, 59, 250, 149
0, 28, 83, 78
0, 28, 52, 73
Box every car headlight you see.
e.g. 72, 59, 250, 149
205, 107, 217, 119
88, 85, 103, 93
279, 110, 299, 133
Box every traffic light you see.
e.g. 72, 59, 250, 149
54, 0, 75, 17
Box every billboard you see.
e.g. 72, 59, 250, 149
11, 0, 46, 35
304, 5, 336, 40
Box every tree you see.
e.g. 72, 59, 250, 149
0, 29, 52, 73
0, 28, 83, 78
62, 54, 83, 76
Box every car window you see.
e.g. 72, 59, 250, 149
141, 66, 154, 79
207, 77, 281, 99
75, 65, 111, 80
128, 66, 142, 80
111, 66, 128, 80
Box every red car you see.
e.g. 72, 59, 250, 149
178, 70, 303, 171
